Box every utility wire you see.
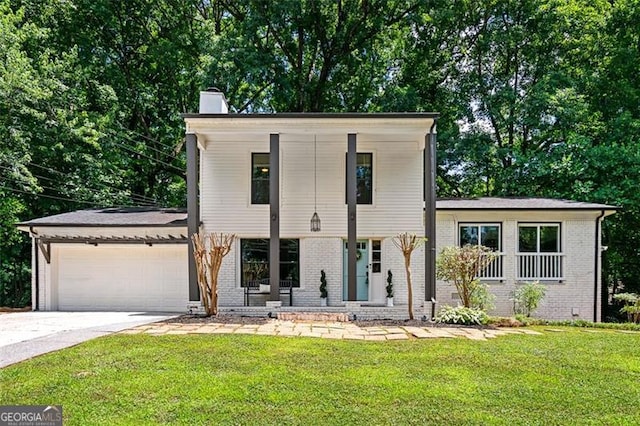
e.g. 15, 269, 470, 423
0, 184, 115, 207
1, 169, 156, 207
108, 140, 185, 174
25, 162, 158, 204
112, 124, 183, 155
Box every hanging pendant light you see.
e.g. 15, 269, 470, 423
310, 135, 321, 232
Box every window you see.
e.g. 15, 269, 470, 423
345, 152, 373, 204
459, 224, 501, 251
459, 224, 502, 279
372, 240, 381, 273
241, 239, 299, 287
251, 153, 270, 204
517, 224, 562, 279
518, 224, 560, 253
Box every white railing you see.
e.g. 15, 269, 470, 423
477, 253, 504, 280
517, 253, 564, 280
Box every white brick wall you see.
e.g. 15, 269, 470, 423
435, 211, 602, 321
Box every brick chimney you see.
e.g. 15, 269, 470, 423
199, 87, 229, 114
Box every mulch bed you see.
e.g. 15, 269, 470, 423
0, 306, 32, 313
163, 314, 497, 329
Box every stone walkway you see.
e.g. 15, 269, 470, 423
121, 320, 544, 341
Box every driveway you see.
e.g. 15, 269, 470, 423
0, 311, 178, 368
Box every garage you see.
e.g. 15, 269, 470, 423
19, 207, 190, 312
56, 245, 187, 312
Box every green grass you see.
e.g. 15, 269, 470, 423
1, 327, 639, 425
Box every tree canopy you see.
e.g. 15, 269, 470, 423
1, 0, 639, 317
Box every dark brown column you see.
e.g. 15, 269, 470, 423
269, 134, 280, 301
186, 133, 200, 302
347, 133, 357, 301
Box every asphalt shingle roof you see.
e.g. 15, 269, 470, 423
436, 197, 617, 210
18, 198, 617, 228
19, 207, 187, 227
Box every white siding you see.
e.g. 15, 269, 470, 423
200, 138, 423, 238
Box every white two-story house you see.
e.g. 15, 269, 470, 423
18, 90, 616, 321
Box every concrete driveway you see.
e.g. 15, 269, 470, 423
0, 311, 178, 368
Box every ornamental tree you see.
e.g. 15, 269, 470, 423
436, 245, 498, 309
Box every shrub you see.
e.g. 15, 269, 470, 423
612, 293, 640, 323
319, 270, 328, 299
436, 245, 497, 308
435, 305, 488, 325
386, 270, 393, 298
470, 283, 495, 312
512, 281, 546, 317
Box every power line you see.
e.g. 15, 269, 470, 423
111, 125, 184, 157
1, 171, 156, 208
25, 162, 158, 204
108, 140, 185, 174
0, 184, 109, 207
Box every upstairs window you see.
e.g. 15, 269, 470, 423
345, 152, 373, 204
251, 153, 270, 204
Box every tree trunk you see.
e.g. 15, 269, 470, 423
405, 256, 414, 320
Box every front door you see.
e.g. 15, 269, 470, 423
343, 240, 369, 301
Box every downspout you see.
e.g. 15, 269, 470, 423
594, 210, 605, 322
30, 226, 39, 311
425, 119, 438, 319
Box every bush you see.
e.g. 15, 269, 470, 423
386, 270, 393, 298
512, 281, 546, 317
435, 305, 488, 325
612, 293, 640, 323
319, 270, 328, 299
436, 245, 497, 308
470, 283, 495, 312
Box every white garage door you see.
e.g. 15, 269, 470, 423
56, 245, 188, 312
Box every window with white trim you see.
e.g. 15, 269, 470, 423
459, 224, 501, 251
459, 223, 503, 279
518, 224, 561, 253
517, 223, 563, 280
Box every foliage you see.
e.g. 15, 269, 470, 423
490, 316, 640, 331
469, 283, 495, 312
319, 269, 328, 299
2, 0, 640, 316
393, 233, 424, 320
386, 270, 393, 298
512, 281, 547, 317
436, 245, 498, 308
435, 305, 488, 325
612, 293, 640, 323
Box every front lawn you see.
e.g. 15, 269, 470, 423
1, 327, 639, 425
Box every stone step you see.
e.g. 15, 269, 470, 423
277, 312, 350, 322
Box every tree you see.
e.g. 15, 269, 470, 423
436, 245, 497, 309
393, 233, 424, 320
191, 232, 236, 316
201, 0, 422, 112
